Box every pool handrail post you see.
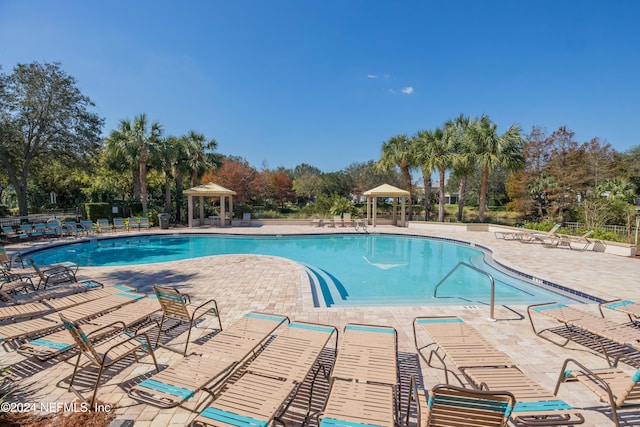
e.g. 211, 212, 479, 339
433, 261, 496, 322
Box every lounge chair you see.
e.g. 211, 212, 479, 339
128, 217, 140, 231
64, 222, 86, 237
191, 320, 337, 427
542, 230, 594, 251
342, 212, 353, 227
59, 312, 159, 406
555, 358, 640, 427
0, 301, 52, 322
413, 316, 584, 426
33, 223, 49, 239
409, 382, 516, 427
18, 296, 160, 360
112, 217, 126, 231
28, 258, 77, 288
153, 285, 221, 355
0, 286, 144, 347
19, 224, 41, 241
519, 224, 561, 243
310, 218, 322, 227
0, 279, 104, 305
97, 218, 113, 233
80, 220, 97, 234
129, 312, 289, 408
528, 302, 640, 366
1, 226, 24, 243
599, 299, 640, 325
240, 212, 252, 227
139, 217, 151, 229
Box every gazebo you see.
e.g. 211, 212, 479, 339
363, 183, 410, 227
183, 183, 236, 228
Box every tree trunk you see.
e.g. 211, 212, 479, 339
140, 158, 148, 212
132, 166, 141, 202
164, 173, 172, 214
401, 166, 413, 220
175, 172, 184, 223
478, 166, 489, 222
457, 177, 467, 222
422, 174, 432, 221
2, 159, 29, 217
438, 168, 446, 222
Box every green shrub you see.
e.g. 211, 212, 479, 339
84, 203, 111, 221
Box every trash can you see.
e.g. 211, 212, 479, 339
158, 213, 170, 229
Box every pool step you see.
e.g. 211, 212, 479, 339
302, 263, 348, 308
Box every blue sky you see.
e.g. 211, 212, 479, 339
1, 1, 639, 172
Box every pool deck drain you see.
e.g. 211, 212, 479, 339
1, 224, 639, 426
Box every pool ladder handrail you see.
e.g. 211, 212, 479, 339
433, 261, 496, 322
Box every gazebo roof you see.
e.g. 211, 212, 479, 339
183, 182, 237, 196
363, 183, 409, 197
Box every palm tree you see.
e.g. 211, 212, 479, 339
105, 121, 141, 202
468, 116, 524, 222
528, 172, 556, 219
447, 114, 475, 222
415, 127, 451, 222
106, 114, 162, 212
153, 136, 182, 214
183, 131, 218, 187
377, 134, 417, 219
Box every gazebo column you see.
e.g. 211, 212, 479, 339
372, 196, 377, 227
393, 198, 397, 225
220, 195, 226, 227
366, 196, 371, 225
188, 195, 193, 228
401, 196, 406, 227
229, 197, 233, 226
199, 196, 205, 225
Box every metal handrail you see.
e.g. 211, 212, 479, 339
433, 261, 496, 321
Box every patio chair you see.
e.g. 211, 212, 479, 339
0, 286, 144, 347
28, 258, 77, 288
555, 358, 640, 427
128, 217, 140, 231
1, 226, 24, 243
112, 217, 126, 231
80, 220, 98, 234
528, 302, 640, 366
18, 296, 160, 360
342, 212, 353, 227
129, 312, 289, 408
33, 223, 49, 239
19, 224, 40, 241
45, 218, 63, 238
240, 212, 252, 226
409, 381, 516, 427
153, 285, 222, 355
64, 222, 87, 237
139, 217, 151, 229
191, 321, 337, 427
0, 248, 34, 281
97, 218, 113, 233
519, 224, 561, 244
413, 316, 584, 426
0, 279, 104, 305
0, 301, 52, 322
598, 299, 640, 325
542, 230, 594, 250
59, 312, 159, 406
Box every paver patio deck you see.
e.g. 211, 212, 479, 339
1, 223, 639, 426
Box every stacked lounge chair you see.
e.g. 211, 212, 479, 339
316, 324, 399, 427
190, 320, 337, 426
413, 316, 584, 426
129, 312, 289, 408
599, 299, 640, 326
528, 302, 640, 365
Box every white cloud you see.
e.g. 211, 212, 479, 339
401, 86, 414, 95
367, 74, 378, 79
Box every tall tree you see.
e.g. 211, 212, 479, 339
448, 114, 475, 222
0, 62, 103, 216
153, 136, 182, 214
468, 117, 524, 222
415, 127, 450, 222
106, 114, 162, 211
183, 131, 218, 187
377, 134, 417, 219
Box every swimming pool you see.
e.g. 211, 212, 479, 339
29, 234, 578, 307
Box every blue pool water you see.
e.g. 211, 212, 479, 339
29, 234, 576, 307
